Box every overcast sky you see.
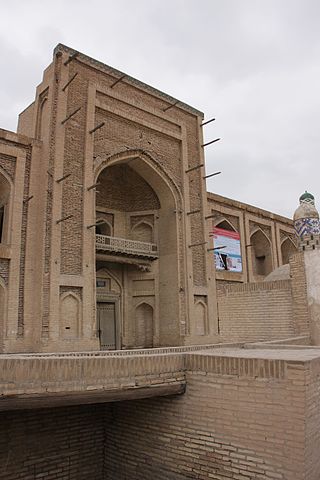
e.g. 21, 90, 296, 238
1, 0, 319, 218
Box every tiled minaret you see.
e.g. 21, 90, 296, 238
294, 191, 320, 344
293, 191, 320, 250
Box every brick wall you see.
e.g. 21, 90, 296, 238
306, 359, 320, 480
0, 405, 106, 480
97, 164, 160, 212
217, 280, 295, 342
0, 352, 318, 480
104, 354, 307, 479
289, 252, 310, 334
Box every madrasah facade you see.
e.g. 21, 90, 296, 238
3, 45, 320, 480
0, 44, 298, 354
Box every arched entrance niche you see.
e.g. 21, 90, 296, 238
96, 218, 113, 236
281, 237, 297, 265
95, 267, 122, 350
251, 228, 273, 277
0, 169, 11, 245
94, 150, 182, 348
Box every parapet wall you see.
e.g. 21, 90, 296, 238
218, 280, 295, 342
2, 348, 320, 479
104, 349, 317, 480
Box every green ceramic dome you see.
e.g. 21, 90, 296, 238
299, 191, 314, 202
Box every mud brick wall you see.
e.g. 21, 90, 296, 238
217, 280, 295, 342
0, 405, 106, 480
104, 355, 307, 480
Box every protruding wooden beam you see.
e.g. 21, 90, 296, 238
64, 52, 79, 66
56, 214, 73, 224
189, 241, 207, 248
87, 182, 100, 191
200, 118, 215, 127
62, 72, 78, 92
185, 164, 204, 173
56, 173, 71, 183
203, 171, 221, 179
89, 122, 105, 134
207, 246, 226, 252
61, 106, 82, 125
187, 209, 201, 216
110, 74, 126, 88
201, 138, 221, 147
87, 220, 105, 229
23, 195, 34, 204
163, 100, 179, 112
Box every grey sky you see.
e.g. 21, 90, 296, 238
1, 0, 320, 218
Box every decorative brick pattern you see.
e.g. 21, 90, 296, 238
0, 152, 16, 179
42, 53, 62, 337
0, 259, 9, 285
60, 286, 82, 300
17, 146, 32, 336
60, 63, 87, 275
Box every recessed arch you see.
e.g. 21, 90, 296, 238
0, 167, 12, 245
59, 292, 81, 339
134, 302, 154, 348
250, 228, 273, 277
94, 149, 182, 210
96, 218, 113, 236
94, 149, 182, 348
194, 300, 207, 336
281, 236, 297, 265
131, 221, 154, 243
215, 218, 237, 232
96, 267, 122, 294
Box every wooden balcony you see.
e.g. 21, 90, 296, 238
96, 234, 158, 260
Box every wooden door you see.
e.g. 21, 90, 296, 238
97, 302, 116, 350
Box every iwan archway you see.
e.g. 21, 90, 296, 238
94, 150, 183, 350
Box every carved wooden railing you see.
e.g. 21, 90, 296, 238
96, 234, 158, 258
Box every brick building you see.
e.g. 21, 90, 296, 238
3, 45, 320, 480
0, 44, 297, 354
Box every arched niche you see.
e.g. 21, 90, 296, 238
131, 221, 153, 243
281, 237, 297, 265
215, 218, 236, 232
194, 301, 207, 336
59, 292, 81, 339
0, 169, 11, 244
251, 229, 273, 277
135, 302, 154, 348
96, 267, 122, 295
96, 218, 112, 237
95, 150, 182, 342
0, 278, 6, 351
96, 164, 161, 213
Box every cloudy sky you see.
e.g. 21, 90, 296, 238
1, 0, 319, 218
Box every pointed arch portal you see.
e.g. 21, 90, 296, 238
94, 150, 183, 349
